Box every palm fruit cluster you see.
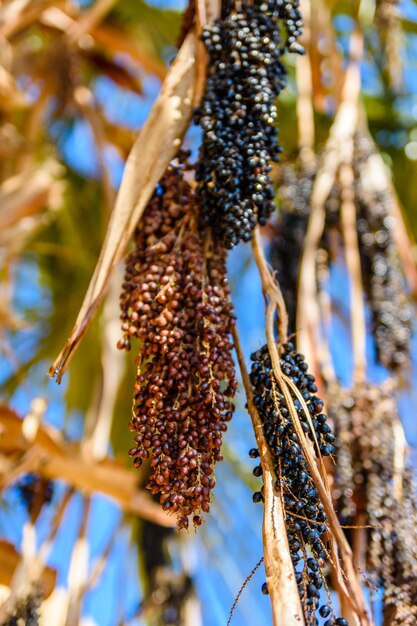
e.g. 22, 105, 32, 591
17, 473, 53, 517
354, 134, 413, 371
195, 1, 303, 248
329, 382, 417, 621
4, 594, 40, 626
383, 472, 417, 626
375, 0, 401, 86
277, 134, 413, 370
249, 342, 347, 626
271, 158, 315, 330
329, 382, 396, 531
118, 157, 237, 529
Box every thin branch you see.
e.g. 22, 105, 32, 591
40, 8, 167, 80
0, 447, 44, 492
65, 497, 92, 626
392, 420, 406, 501
315, 249, 338, 386
227, 557, 264, 626
339, 161, 367, 383
84, 519, 123, 592
252, 229, 288, 343
73, 86, 115, 215
0, 0, 55, 39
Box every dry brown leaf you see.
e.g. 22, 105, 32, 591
40, 7, 167, 82
80, 48, 143, 94
0, 0, 56, 39
0, 539, 56, 598
49, 32, 197, 383
91, 23, 167, 81
339, 161, 367, 383
297, 51, 362, 370
65, 0, 117, 44
0, 161, 62, 233
0, 406, 175, 527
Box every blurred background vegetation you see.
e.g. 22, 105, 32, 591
0, 0, 417, 625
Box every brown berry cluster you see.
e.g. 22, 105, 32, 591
271, 158, 316, 331
118, 158, 237, 529
329, 382, 417, 619
250, 343, 346, 626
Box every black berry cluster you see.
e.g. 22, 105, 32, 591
4, 594, 40, 626
354, 134, 413, 370
118, 157, 237, 529
329, 382, 417, 620
249, 342, 345, 626
195, 1, 303, 248
271, 158, 315, 330
220, 0, 304, 50
17, 473, 53, 517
